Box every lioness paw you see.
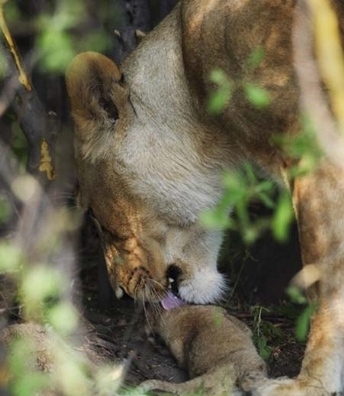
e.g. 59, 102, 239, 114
177, 267, 227, 304
253, 377, 344, 396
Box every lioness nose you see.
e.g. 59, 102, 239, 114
166, 264, 182, 295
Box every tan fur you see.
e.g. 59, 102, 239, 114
66, 1, 344, 394
140, 305, 267, 395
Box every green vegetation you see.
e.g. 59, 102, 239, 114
1, 0, 343, 393
200, 162, 293, 244
204, 47, 325, 357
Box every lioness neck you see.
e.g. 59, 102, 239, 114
120, 5, 237, 225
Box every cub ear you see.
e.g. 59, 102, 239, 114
65, 52, 123, 161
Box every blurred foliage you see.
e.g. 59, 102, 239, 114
1, 0, 343, 392
200, 162, 294, 244
205, 44, 326, 345
0, 0, 161, 393
287, 286, 318, 342
0, 205, 125, 396
2, 0, 119, 74
2, 1, 20, 23
208, 69, 233, 114
274, 115, 323, 178
205, 48, 291, 243
35, 1, 112, 73
8, 337, 49, 396
244, 83, 271, 109
208, 47, 271, 114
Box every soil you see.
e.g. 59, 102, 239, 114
77, 214, 306, 391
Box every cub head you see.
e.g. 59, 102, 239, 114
66, 52, 226, 304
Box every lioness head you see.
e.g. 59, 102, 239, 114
66, 49, 227, 304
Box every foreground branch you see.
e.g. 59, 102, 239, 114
0, 1, 58, 188
0, 2, 31, 92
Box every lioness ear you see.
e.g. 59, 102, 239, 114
66, 52, 123, 161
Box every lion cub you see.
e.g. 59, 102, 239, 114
140, 296, 267, 395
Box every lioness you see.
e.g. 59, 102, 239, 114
66, 0, 344, 394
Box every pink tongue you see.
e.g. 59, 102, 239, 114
161, 290, 185, 310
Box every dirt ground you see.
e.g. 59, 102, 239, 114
78, 214, 306, 390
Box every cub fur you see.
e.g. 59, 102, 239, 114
140, 305, 267, 395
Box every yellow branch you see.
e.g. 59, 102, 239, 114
308, 0, 344, 132
0, 1, 32, 91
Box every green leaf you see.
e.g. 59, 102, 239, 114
286, 285, 307, 305
37, 30, 76, 72
80, 31, 112, 53
243, 226, 259, 244
243, 161, 258, 184
295, 304, 317, 342
222, 172, 246, 198
255, 180, 274, 193
0, 242, 22, 272
247, 46, 265, 69
208, 69, 233, 114
12, 372, 49, 396
244, 83, 271, 109
257, 335, 271, 360
199, 209, 231, 230
257, 192, 275, 209
48, 302, 78, 335
208, 88, 231, 114
9, 338, 49, 396
209, 69, 229, 85
272, 193, 293, 242
20, 266, 64, 319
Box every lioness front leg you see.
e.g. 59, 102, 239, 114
255, 159, 344, 396
164, 225, 227, 304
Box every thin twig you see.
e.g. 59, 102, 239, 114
0, 1, 32, 92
